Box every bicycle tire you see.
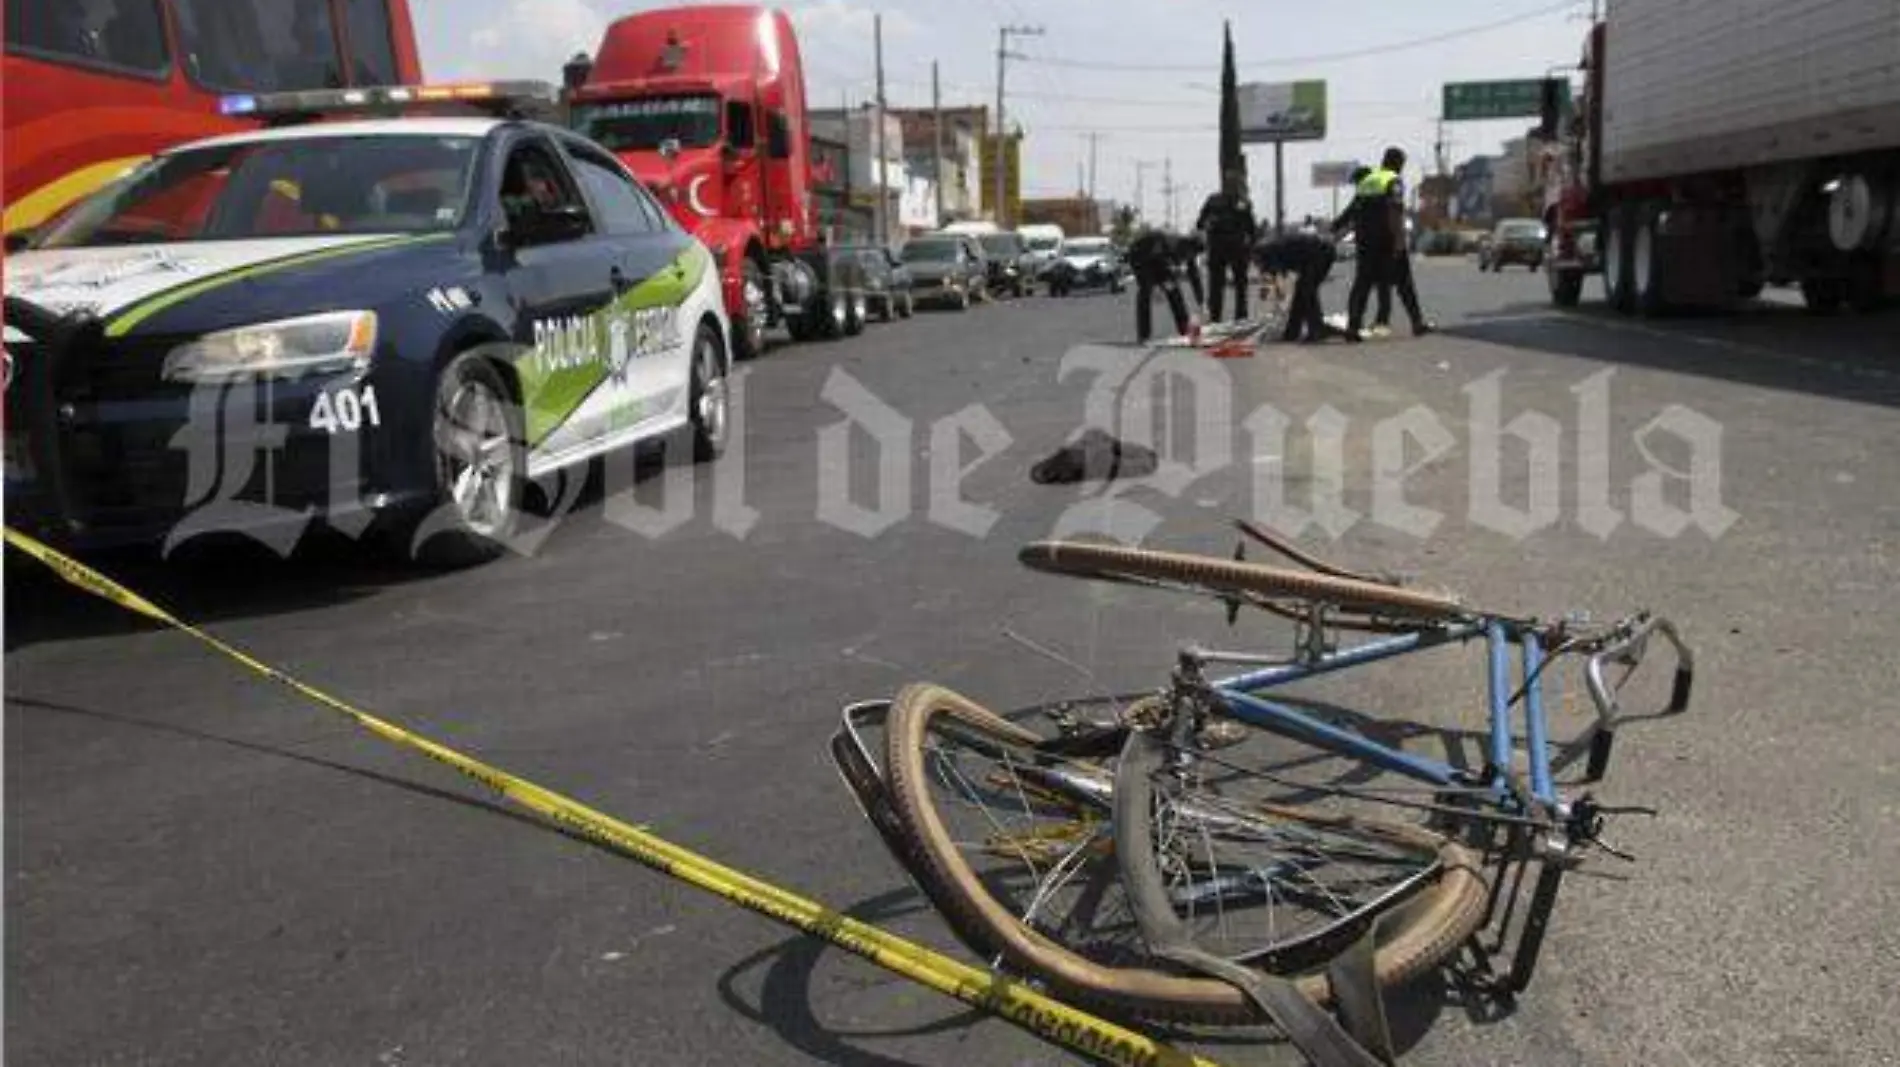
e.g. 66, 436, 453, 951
883, 683, 1489, 1026
1114, 726, 1489, 1005
1019, 540, 1468, 621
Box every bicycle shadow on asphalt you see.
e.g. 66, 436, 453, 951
713, 879, 1465, 1066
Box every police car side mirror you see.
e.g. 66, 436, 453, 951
511, 204, 591, 247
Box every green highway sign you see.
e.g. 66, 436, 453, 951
1442, 79, 1570, 122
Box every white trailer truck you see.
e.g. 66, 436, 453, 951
1542, 0, 1900, 315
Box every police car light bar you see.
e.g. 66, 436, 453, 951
219, 81, 563, 124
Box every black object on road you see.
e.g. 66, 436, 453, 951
1030, 428, 1160, 485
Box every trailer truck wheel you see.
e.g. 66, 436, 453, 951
732, 259, 768, 361
820, 292, 848, 337
1633, 205, 1669, 317
1602, 205, 1635, 314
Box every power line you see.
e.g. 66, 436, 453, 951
1016, 0, 1580, 72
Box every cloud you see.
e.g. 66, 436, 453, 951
781, 0, 920, 43
419, 0, 605, 81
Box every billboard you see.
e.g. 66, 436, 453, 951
979, 133, 1022, 224
1311, 160, 1358, 188
1239, 80, 1327, 143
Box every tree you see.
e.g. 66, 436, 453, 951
1218, 21, 1244, 184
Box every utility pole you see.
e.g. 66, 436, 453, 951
1163, 156, 1174, 229
993, 23, 1043, 228
1273, 142, 1286, 234
874, 13, 888, 246
932, 61, 944, 227
1082, 132, 1104, 204
1134, 160, 1156, 223
839, 87, 851, 243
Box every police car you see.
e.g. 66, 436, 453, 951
3, 82, 731, 566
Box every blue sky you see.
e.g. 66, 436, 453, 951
412, 0, 1592, 221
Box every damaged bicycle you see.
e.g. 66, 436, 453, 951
831, 520, 1693, 1066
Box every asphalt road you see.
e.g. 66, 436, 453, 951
9, 260, 1900, 1067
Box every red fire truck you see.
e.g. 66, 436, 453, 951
3, 0, 424, 243
563, 5, 865, 360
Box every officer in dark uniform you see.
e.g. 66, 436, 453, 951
1195, 169, 1258, 322
1125, 227, 1193, 343
1337, 147, 1432, 340
1254, 229, 1344, 343
1170, 230, 1207, 313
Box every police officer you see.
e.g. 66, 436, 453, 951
1333, 165, 1394, 329
1255, 228, 1343, 343
1125, 227, 1193, 343
1338, 148, 1432, 340
1195, 169, 1258, 323
1170, 230, 1207, 313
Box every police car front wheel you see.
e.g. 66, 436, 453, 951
406, 353, 524, 568
689, 321, 729, 462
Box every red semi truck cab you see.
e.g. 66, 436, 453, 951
566, 5, 860, 358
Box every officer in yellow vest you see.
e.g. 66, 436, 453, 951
1338, 147, 1432, 340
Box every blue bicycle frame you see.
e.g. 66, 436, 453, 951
1208, 619, 1560, 811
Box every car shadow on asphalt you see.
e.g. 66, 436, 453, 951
6, 694, 568, 840
4, 530, 430, 652
2, 449, 691, 652
1446, 301, 1900, 409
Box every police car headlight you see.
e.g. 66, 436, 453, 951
163, 311, 379, 383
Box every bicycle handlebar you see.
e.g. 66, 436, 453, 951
1584, 614, 1693, 724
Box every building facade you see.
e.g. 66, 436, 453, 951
889, 106, 986, 224
809, 105, 909, 241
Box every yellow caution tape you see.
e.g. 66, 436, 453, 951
3, 527, 1223, 1067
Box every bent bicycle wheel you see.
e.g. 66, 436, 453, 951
883, 683, 1489, 1026
1018, 540, 1469, 622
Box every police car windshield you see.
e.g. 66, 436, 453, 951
36, 135, 481, 247
902, 239, 960, 262
573, 95, 722, 153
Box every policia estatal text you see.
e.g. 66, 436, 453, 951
1335, 147, 1433, 341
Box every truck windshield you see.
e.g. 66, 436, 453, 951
35, 135, 480, 247
573, 96, 723, 152
902, 240, 960, 262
